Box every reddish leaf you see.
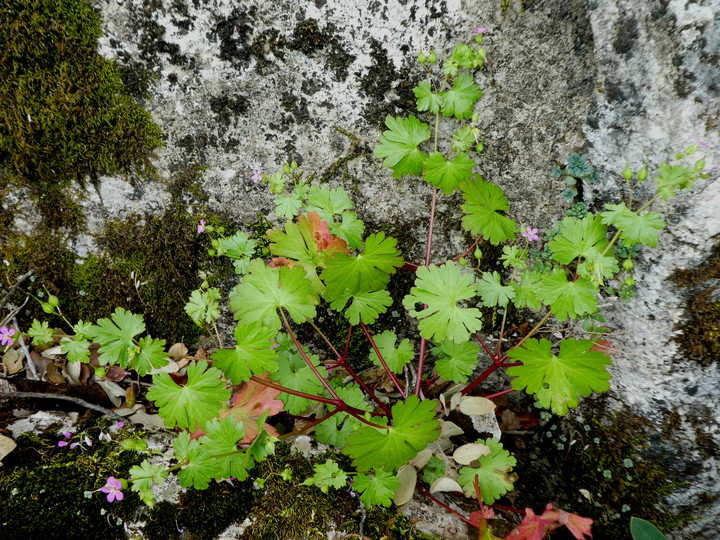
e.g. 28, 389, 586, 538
506, 504, 592, 540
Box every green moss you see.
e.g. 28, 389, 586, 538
671, 243, 720, 366
0, 417, 143, 539
1, 167, 237, 345
512, 403, 692, 537
0, 0, 163, 230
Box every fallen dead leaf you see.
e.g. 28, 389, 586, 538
0, 434, 16, 461
2, 349, 23, 375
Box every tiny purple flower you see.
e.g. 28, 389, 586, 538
0, 326, 15, 347
197, 219, 206, 234
115, 421, 125, 429
521, 226, 540, 242
84, 436, 93, 446
62, 431, 72, 439
269, 338, 279, 350
472, 26, 488, 34
70, 442, 80, 449
57, 440, 69, 448
696, 140, 710, 148
251, 169, 263, 184
100, 476, 124, 503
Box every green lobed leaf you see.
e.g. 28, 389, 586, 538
28, 319, 54, 346
331, 211, 365, 250
440, 73, 482, 119
600, 202, 666, 247
413, 80, 443, 113
269, 347, 327, 415
548, 214, 609, 265
354, 469, 401, 507
433, 340, 480, 383
423, 151, 475, 195
129, 460, 169, 508
537, 269, 599, 321
147, 360, 231, 430
306, 184, 354, 216
460, 176, 517, 245
506, 338, 612, 415
331, 288, 393, 325
654, 162, 696, 199
368, 330, 414, 374
476, 271, 516, 307
343, 395, 440, 472
133, 336, 168, 376
185, 288, 221, 326
61, 338, 91, 363
451, 125, 477, 153
322, 232, 403, 299
274, 192, 304, 219
510, 271, 543, 310
88, 308, 146, 368
211, 322, 279, 384
374, 115, 431, 177
229, 259, 318, 330
214, 231, 256, 273
302, 459, 349, 493
457, 438, 516, 504
403, 262, 483, 343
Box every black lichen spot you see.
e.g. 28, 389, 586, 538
612, 17, 639, 57
210, 7, 257, 68
360, 39, 418, 127
288, 19, 356, 81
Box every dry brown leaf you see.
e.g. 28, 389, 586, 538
453, 443, 491, 465
0, 434, 16, 462
44, 362, 66, 385
394, 464, 417, 506
2, 349, 23, 375
429, 476, 463, 494
168, 343, 189, 369
457, 396, 495, 416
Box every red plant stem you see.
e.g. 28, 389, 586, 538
451, 236, 481, 263
461, 363, 501, 395
342, 324, 353, 360
281, 310, 341, 401
359, 321, 406, 398
250, 375, 385, 430
308, 319, 342, 361
249, 376, 338, 406
416, 484, 477, 527
414, 187, 439, 396
491, 502, 526, 515
483, 387, 515, 400
474, 332, 499, 363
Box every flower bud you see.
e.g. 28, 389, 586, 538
418, 51, 427, 64
474, 247, 483, 261
428, 49, 437, 64
41, 302, 54, 314
623, 275, 635, 287
622, 259, 634, 271
636, 164, 648, 182
458, 257, 467, 266
291, 160, 299, 170
622, 164, 632, 181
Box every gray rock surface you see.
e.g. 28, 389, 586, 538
84, 0, 719, 537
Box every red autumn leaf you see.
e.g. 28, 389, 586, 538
506, 504, 592, 540
557, 508, 593, 539
221, 375, 283, 443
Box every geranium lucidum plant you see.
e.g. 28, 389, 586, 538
17, 28, 710, 537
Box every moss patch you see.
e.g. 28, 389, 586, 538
0, 0, 163, 229
1, 167, 237, 345
671, 242, 720, 365
509, 401, 691, 537
0, 416, 143, 539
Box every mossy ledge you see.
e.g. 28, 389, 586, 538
0, 0, 163, 230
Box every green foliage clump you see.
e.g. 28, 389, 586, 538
0, 0, 163, 228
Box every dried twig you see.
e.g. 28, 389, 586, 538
0, 391, 128, 421
12, 317, 38, 380
0, 270, 33, 314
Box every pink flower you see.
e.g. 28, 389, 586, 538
115, 421, 125, 429
100, 476, 124, 503
0, 326, 15, 346
197, 219, 206, 234
521, 226, 540, 242
251, 169, 263, 184
696, 139, 710, 148
472, 26, 488, 34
